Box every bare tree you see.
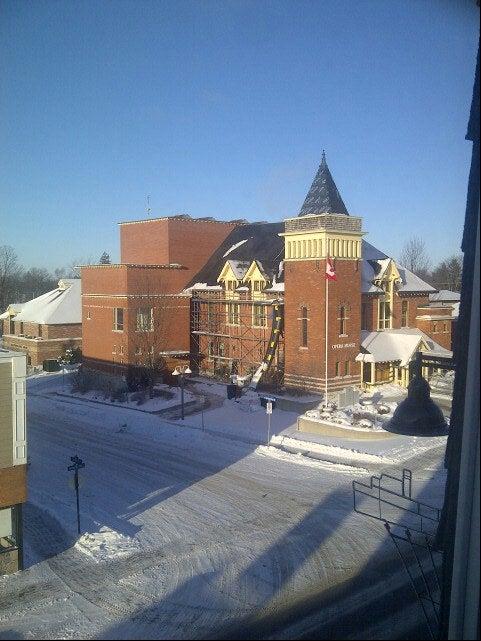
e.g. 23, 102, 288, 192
66, 257, 93, 278
399, 236, 431, 279
19, 267, 57, 300
0, 245, 22, 311
127, 270, 173, 398
431, 254, 463, 291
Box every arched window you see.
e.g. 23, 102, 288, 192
299, 306, 308, 347
338, 305, 349, 335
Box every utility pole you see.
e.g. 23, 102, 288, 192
68, 455, 85, 535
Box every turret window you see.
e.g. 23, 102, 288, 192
299, 306, 308, 347
338, 305, 349, 336
401, 300, 409, 327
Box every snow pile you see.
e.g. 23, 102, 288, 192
75, 527, 137, 563
255, 444, 367, 474
303, 397, 399, 432
270, 435, 394, 465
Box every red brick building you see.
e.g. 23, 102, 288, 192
81, 154, 454, 394
1, 279, 82, 367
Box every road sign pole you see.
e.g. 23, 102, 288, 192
267, 412, 271, 446
68, 455, 85, 536
75, 470, 80, 535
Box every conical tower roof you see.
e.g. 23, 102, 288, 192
298, 151, 349, 216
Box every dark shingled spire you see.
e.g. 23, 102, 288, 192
298, 151, 349, 216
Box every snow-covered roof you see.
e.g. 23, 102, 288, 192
396, 266, 436, 294
356, 328, 451, 366
429, 290, 461, 303
183, 283, 223, 293
361, 241, 435, 295
0, 303, 24, 320
222, 238, 250, 258
264, 282, 285, 293
361, 260, 384, 294
14, 279, 81, 325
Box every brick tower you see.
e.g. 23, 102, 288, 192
282, 152, 364, 395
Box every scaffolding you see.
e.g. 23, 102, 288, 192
190, 292, 284, 380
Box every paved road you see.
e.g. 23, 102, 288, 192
0, 382, 447, 639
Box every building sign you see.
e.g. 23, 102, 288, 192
331, 342, 357, 349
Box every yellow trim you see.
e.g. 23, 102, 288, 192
217, 261, 239, 283
284, 231, 363, 261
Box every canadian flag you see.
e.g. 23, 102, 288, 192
325, 257, 336, 281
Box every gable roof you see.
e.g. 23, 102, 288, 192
429, 290, 461, 303
187, 222, 284, 288
299, 151, 349, 217
361, 240, 435, 295
357, 328, 452, 366
14, 279, 81, 325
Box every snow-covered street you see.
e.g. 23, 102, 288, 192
0, 375, 447, 639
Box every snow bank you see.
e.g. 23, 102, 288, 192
75, 527, 138, 563
270, 435, 394, 465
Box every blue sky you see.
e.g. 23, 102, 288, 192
0, 0, 478, 271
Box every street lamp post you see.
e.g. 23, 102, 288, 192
172, 365, 192, 420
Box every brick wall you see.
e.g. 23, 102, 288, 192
361, 295, 378, 331
120, 218, 238, 287
392, 294, 430, 328
2, 335, 82, 366
416, 317, 453, 350
82, 263, 191, 372
43, 324, 82, 340
81, 264, 189, 297
284, 259, 361, 392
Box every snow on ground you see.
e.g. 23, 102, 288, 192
0, 372, 449, 639
63, 384, 196, 413
75, 527, 139, 563
29, 373, 196, 413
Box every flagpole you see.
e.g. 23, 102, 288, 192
325, 261, 329, 406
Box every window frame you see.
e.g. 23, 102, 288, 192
299, 306, 308, 348
136, 307, 154, 332
338, 304, 349, 336
252, 303, 266, 327
113, 307, 124, 332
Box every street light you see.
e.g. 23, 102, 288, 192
172, 365, 191, 420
